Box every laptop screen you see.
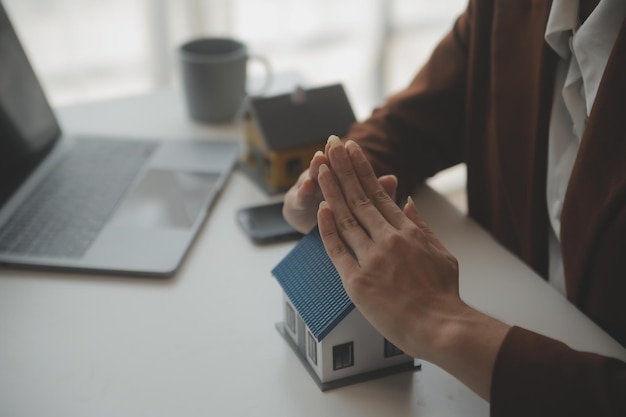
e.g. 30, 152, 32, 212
0, 3, 61, 205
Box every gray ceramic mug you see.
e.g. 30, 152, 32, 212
179, 38, 271, 123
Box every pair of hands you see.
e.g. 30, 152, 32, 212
282, 139, 398, 235
282, 135, 465, 362
283, 135, 510, 400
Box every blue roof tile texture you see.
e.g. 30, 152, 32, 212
272, 227, 354, 341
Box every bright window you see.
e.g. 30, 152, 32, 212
3, 0, 466, 114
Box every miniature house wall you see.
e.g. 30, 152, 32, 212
273, 227, 419, 391
243, 84, 356, 193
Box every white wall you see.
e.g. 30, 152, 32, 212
318, 309, 412, 384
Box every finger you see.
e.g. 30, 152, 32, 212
308, 150, 328, 181
296, 176, 317, 204
317, 163, 372, 254
345, 140, 408, 229
403, 196, 447, 252
289, 169, 319, 206
378, 175, 398, 202
317, 201, 360, 275
325, 136, 391, 236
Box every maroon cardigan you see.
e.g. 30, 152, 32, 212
344, 1, 626, 415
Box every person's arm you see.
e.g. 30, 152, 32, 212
283, 3, 473, 233
316, 136, 626, 414
316, 136, 509, 399
346, 4, 471, 201
491, 327, 626, 417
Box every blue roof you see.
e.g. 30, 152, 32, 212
272, 227, 354, 341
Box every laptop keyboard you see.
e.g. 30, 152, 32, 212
0, 139, 157, 259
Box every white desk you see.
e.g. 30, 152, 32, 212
1, 89, 624, 417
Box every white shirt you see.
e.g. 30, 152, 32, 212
544, 0, 626, 295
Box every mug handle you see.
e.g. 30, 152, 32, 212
231, 55, 273, 122
247, 54, 273, 97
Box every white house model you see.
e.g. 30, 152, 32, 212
272, 227, 420, 391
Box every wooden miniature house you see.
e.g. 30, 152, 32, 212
243, 84, 356, 193
272, 227, 420, 391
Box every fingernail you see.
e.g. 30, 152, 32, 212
328, 135, 341, 148
318, 164, 329, 174
319, 200, 329, 210
407, 195, 415, 207
346, 140, 359, 154
314, 150, 324, 158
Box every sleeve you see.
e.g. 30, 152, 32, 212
343, 2, 472, 200
490, 326, 626, 417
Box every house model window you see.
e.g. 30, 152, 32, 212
384, 339, 404, 358
307, 332, 317, 365
285, 303, 296, 334
273, 227, 421, 391
333, 342, 354, 370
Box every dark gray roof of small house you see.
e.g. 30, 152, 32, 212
248, 83, 356, 152
272, 227, 354, 341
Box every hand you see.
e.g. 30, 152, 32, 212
316, 136, 463, 359
316, 136, 510, 400
282, 150, 329, 234
282, 136, 398, 234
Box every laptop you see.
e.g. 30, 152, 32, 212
0, 4, 239, 277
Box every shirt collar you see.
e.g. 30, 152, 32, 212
573, 0, 626, 114
545, 0, 579, 59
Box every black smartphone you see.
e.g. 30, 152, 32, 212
236, 202, 303, 244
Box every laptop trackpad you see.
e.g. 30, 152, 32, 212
114, 170, 219, 229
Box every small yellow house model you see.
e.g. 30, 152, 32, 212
242, 84, 356, 193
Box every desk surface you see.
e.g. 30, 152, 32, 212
1, 89, 624, 417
